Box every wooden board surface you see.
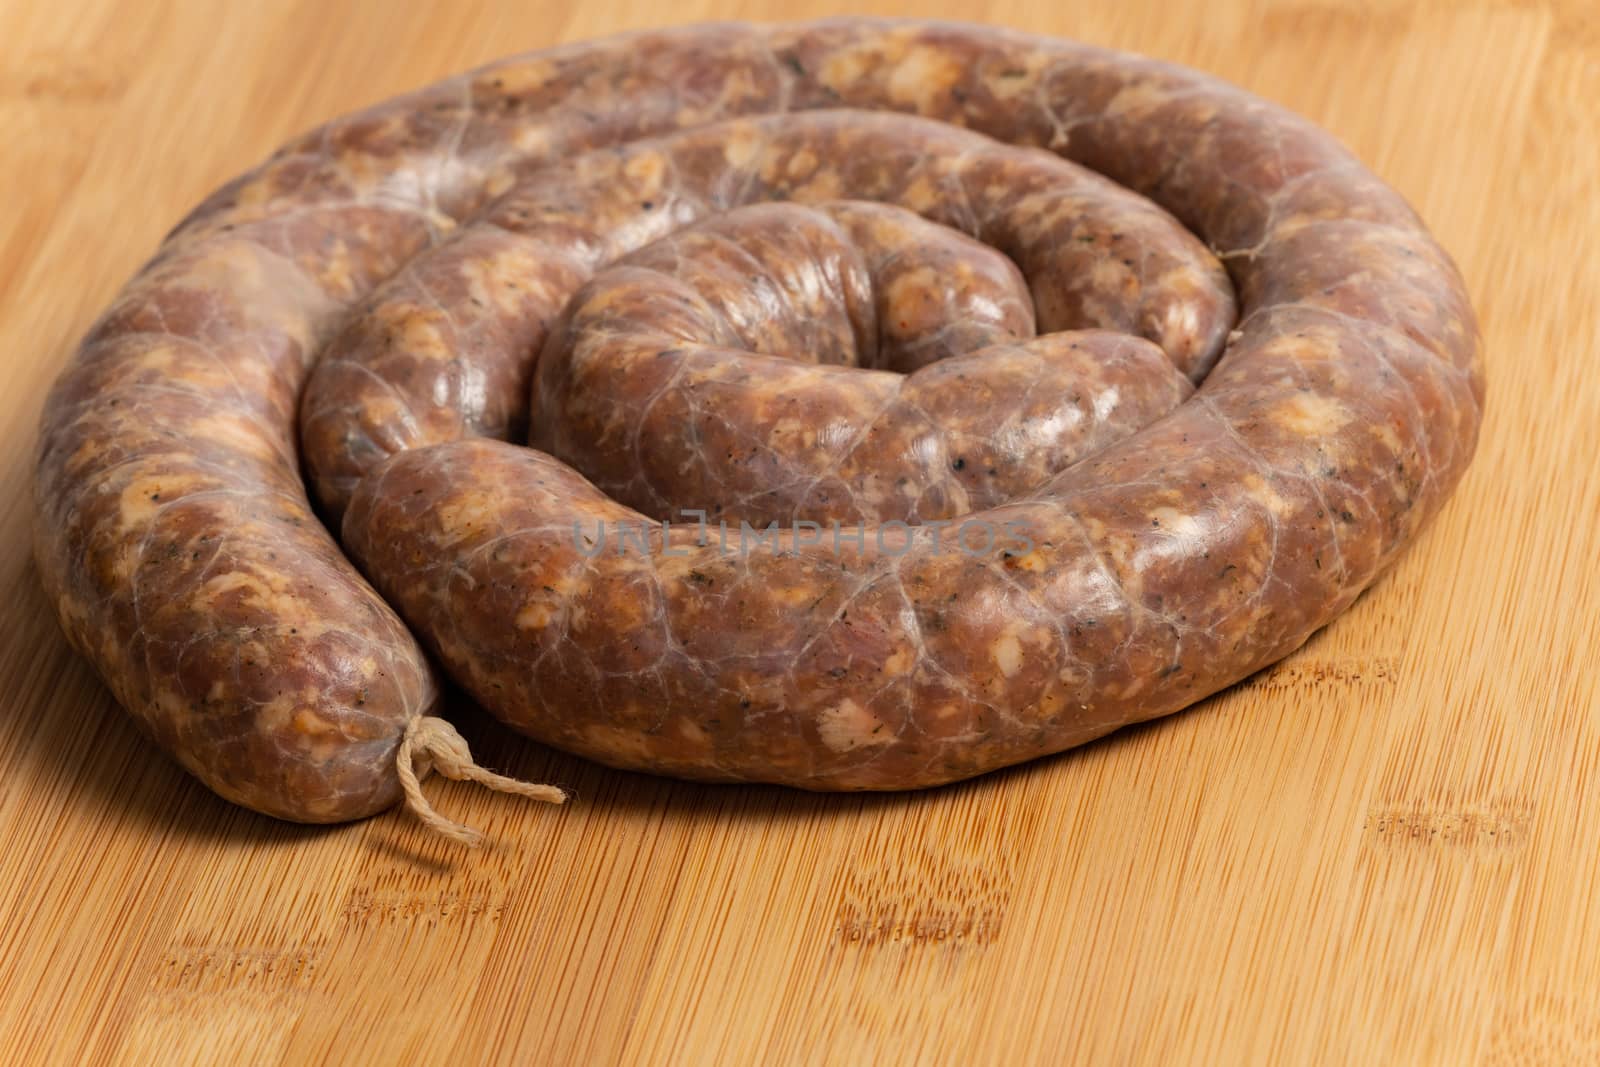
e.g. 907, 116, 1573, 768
1, 0, 1595, 1062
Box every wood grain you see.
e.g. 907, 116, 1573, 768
1, 1, 1595, 1063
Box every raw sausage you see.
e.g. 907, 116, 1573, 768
33, 19, 1483, 836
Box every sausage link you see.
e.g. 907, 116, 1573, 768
35, 19, 1482, 824
305, 110, 1234, 521
533, 200, 1190, 523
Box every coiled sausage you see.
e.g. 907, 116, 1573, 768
33, 19, 1483, 838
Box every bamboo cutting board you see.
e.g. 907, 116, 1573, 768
1, 0, 1596, 1063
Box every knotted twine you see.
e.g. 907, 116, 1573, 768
396, 716, 567, 846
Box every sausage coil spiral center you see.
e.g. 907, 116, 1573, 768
32, 20, 1484, 841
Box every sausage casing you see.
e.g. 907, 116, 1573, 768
34, 20, 1483, 821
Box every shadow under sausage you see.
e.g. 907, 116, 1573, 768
451, 677, 1233, 833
